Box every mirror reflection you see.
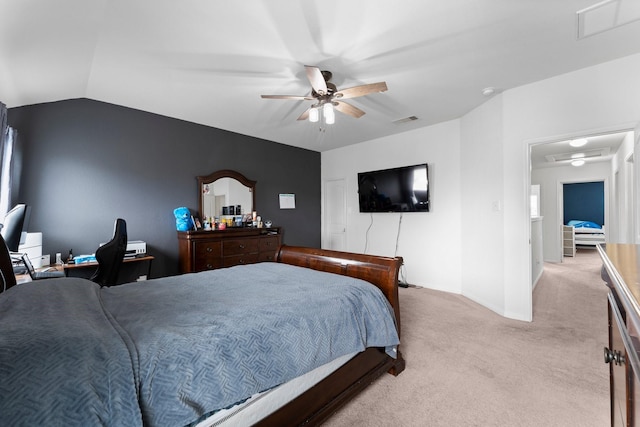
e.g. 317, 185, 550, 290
198, 170, 256, 222
202, 178, 253, 219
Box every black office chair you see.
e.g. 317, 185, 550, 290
90, 218, 127, 287
0, 234, 17, 293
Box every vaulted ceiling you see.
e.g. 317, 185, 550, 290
1, 0, 640, 152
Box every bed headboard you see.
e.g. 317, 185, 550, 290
276, 245, 403, 336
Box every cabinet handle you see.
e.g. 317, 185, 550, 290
239, 259, 245, 264
206, 247, 213, 253
206, 264, 213, 269
239, 244, 245, 249
604, 347, 626, 366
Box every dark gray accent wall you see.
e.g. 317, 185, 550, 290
8, 99, 320, 278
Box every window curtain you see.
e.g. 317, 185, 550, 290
0, 101, 17, 218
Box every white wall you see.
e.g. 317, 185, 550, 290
322, 52, 640, 322
501, 53, 640, 320
459, 95, 506, 314
531, 162, 611, 263
321, 120, 462, 292
610, 131, 636, 243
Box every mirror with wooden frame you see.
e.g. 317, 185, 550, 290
198, 170, 256, 221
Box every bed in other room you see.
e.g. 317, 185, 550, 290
567, 220, 606, 247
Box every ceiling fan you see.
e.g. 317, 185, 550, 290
261, 65, 388, 124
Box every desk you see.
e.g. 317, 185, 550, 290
16, 256, 154, 285
64, 255, 154, 284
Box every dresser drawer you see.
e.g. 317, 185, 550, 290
223, 238, 259, 256
177, 228, 282, 274
258, 251, 277, 262
259, 236, 280, 252
193, 241, 223, 270
223, 252, 259, 267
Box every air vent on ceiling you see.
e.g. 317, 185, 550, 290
545, 147, 611, 163
393, 116, 419, 125
577, 0, 640, 39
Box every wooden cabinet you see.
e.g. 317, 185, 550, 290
563, 225, 575, 257
178, 227, 282, 273
599, 244, 640, 426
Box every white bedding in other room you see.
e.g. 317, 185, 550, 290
574, 226, 605, 234
574, 225, 605, 246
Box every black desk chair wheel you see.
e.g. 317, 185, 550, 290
0, 234, 17, 293
90, 218, 127, 287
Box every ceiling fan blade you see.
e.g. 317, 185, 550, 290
335, 82, 388, 100
334, 101, 365, 118
261, 94, 314, 100
297, 108, 311, 121
305, 65, 328, 95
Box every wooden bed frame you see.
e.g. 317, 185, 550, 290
253, 245, 406, 426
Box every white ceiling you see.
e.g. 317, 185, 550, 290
530, 131, 629, 169
1, 0, 640, 152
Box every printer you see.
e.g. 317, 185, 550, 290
97, 240, 147, 260
125, 240, 147, 258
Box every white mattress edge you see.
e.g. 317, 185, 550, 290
195, 352, 357, 427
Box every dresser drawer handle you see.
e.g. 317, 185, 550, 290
239, 244, 245, 249
206, 264, 213, 269
239, 259, 245, 264
206, 247, 213, 253
604, 347, 626, 366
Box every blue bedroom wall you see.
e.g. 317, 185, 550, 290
563, 181, 605, 226
8, 99, 321, 278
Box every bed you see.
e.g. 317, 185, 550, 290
0, 245, 405, 426
567, 220, 606, 247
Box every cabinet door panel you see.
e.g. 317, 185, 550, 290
609, 294, 632, 426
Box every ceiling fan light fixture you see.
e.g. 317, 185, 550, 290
263, 66, 386, 125
309, 106, 319, 123
323, 102, 335, 125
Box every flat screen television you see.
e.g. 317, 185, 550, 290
358, 163, 429, 213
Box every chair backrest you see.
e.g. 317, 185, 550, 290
0, 204, 29, 252
0, 234, 17, 293
90, 218, 127, 287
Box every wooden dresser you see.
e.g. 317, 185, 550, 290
177, 227, 282, 273
598, 244, 640, 426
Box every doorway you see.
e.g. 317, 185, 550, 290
559, 180, 606, 259
529, 130, 632, 270
323, 179, 347, 251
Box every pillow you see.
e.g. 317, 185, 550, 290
567, 220, 601, 229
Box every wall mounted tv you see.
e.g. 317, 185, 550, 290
358, 163, 429, 213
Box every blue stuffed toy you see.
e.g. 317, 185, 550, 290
173, 207, 193, 231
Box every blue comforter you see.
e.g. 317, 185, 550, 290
0, 263, 400, 427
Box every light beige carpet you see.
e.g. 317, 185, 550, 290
322, 248, 610, 426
